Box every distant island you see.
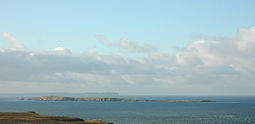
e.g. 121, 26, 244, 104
0, 112, 113, 124
0, 92, 119, 98
27, 96, 216, 102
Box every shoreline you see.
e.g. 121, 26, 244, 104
0, 112, 113, 124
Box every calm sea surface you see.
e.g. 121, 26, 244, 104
0, 96, 255, 124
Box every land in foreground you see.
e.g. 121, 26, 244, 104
0, 112, 113, 124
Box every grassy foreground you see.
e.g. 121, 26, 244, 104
0, 112, 113, 124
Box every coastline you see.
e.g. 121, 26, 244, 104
0, 112, 113, 124
27, 96, 216, 102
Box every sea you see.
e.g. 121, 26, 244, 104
0, 96, 255, 124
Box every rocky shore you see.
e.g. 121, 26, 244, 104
27, 96, 216, 102
0, 112, 113, 124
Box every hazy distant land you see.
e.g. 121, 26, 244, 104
27, 96, 216, 102
0, 92, 120, 98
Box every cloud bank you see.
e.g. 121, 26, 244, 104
1, 27, 255, 95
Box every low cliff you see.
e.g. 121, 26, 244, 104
28, 96, 216, 102
0, 112, 113, 124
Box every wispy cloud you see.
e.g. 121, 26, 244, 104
2, 32, 26, 49
95, 35, 157, 53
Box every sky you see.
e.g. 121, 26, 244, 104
1, 0, 255, 96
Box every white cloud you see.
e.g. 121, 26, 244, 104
2, 32, 26, 49
1, 27, 255, 95
55, 47, 67, 51
95, 35, 157, 53
237, 27, 255, 53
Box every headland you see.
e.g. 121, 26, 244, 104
0, 112, 113, 124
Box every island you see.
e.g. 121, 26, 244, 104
0, 112, 113, 124
27, 96, 216, 102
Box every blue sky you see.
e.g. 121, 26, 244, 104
1, 0, 255, 95
1, 0, 255, 53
